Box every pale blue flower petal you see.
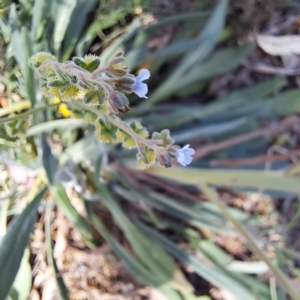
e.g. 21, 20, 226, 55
176, 144, 195, 167
136, 69, 150, 82
182, 144, 190, 150
185, 148, 195, 155
177, 151, 186, 166
183, 155, 193, 165
134, 82, 148, 98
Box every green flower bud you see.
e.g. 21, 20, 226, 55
152, 129, 174, 147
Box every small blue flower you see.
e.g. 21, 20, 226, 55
176, 144, 195, 166
133, 69, 150, 98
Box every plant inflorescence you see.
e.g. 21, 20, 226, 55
28, 52, 195, 169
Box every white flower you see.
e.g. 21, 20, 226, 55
176, 144, 195, 166
132, 69, 150, 98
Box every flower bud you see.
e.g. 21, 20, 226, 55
157, 154, 172, 168
109, 92, 130, 114
152, 129, 174, 147
108, 65, 128, 77
108, 55, 127, 77
110, 56, 125, 66
168, 145, 180, 158
114, 75, 136, 93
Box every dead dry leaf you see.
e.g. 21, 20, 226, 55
256, 34, 300, 56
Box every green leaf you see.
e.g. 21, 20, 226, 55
27, 119, 87, 136
100, 18, 141, 66
172, 117, 248, 143
58, 135, 103, 165
95, 184, 175, 283
0, 187, 47, 300
31, 0, 49, 40
61, 0, 96, 61
83, 90, 105, 105
91, 215, 160, 286
137, 221, 268, 300
53, 185, 95, 247
48, 80, 66, 87
41, 134, 57, 186
11, 27, 36, 105
0, 200, 9, 242
168, 45, 251, 97
51, 0, 77, 57
148, 168, 300, 194
0, 104, 58, 125
138, 77, 284, 129
142, 0, 228, 107
45, 208, 69, 300
9, 249, 32, 300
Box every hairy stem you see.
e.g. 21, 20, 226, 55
72, 102, 162, 152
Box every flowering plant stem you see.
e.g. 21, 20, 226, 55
72, 101, 162, 153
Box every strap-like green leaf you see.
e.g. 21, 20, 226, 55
0, 187, 47, 300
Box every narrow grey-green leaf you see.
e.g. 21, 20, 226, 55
136, 222, 268, 300
41, 134, 57, 186
52, 0, 77, 56
0, 187, 47, 300
144, 0, 228, 106
27, 119, 87, 136
53, 184, 95, 247
31, 0, 49, 40
148, 168, 300, 194
61, 0, 96, 61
